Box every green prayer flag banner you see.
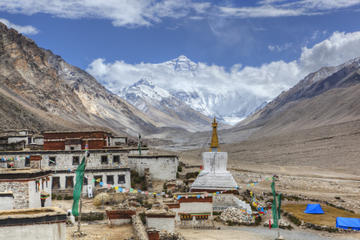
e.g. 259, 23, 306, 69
271, 178, 279, 228
72, 156, 86, 216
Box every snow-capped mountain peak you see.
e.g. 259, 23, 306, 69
131, 78, 155, 88
119, 79, 212, 132
165, 55, 198, 72
122, 79, 171, 103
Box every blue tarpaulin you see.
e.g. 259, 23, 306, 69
336, 217, 360, 230
304, 204, 324, 214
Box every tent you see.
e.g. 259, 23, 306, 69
304, 204, 324, 214
336, 217, 360, 230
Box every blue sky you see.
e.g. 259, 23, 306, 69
1, 0, 360, 70
2, 0, 360, 104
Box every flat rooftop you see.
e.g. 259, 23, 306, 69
0, 168, 51, 180
0, 207, 66, 226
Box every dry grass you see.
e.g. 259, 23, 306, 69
283, 203, 360, 227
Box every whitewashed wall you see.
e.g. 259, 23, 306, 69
0, 195, 13, 210
38, 152, 129, 171
109, 218, 131, 225
28, 178, 52, 208
33, 138, 44, 145
128, 156, 178, 180
0, 222, 65, 240
179, 202, 213, 215
7, 136, 27, 144
51, 170, 131, 193
0, 150, 130, 170
146, 217, 175, 232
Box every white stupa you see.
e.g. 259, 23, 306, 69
190, 118, 238, 192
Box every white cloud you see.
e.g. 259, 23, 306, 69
0, 0, 211, 28
218, 0, 360, 19
87, 31, 360, 104
0, 1, 359, 28
0, 18, 38, 35
268, 42, 293, 52
218, 5, 305, 18
299, 31, 360, 73
299, 0, 360, 10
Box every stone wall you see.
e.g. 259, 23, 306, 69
0, 181, 29, 209
1, 149, 131, 170
0, 176, 51, 209
128, 155, 178, 181
132, 215, 149, 240
213, 194, 252, 213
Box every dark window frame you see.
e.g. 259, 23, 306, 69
118, 175, 126, 184
101, 155, 108, 164
83, 176, 88, 185
113, 155, 120, 164
49, 156, 56, 166
94, 175, 102, 186
25, 157, 30, 167
65, 176, 74, 189
52, 177, 60, 189
72, 156, 80, 165
107, 175, 114, 185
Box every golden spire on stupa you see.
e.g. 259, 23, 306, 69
210, 117, 219, 152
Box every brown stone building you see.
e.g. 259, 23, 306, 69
43, 131, 117, 150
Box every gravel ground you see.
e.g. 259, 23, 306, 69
180, 226, 360, 240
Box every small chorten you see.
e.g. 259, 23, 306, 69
190, 118, 238, 192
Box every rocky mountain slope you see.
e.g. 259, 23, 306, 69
120, 79, 212, 132
233, 57, 360, 138
164, 57, 360, 150
0, 22, 158, 135
180, 58, 360, 180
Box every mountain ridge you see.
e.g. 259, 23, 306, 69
0, 22, 159, 135
233, 56, 360, 138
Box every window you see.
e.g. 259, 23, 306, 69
49, 156, 56, 166
70, 146, 74, 151
25, 157, 30, 167
107, 175, 114, 185
83, 176, 88, 185
101, 155, 108, 164
113, 155, 120, 164
94, 175, 102, 186
65, 176, 74, 188
118, 175, 125, 184
72, 156, 80, 165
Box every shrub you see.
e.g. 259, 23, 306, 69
56, 195, 63, 200
139, 212, 146, 225
64, 195, 73, 200
185, 172, 199, 179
